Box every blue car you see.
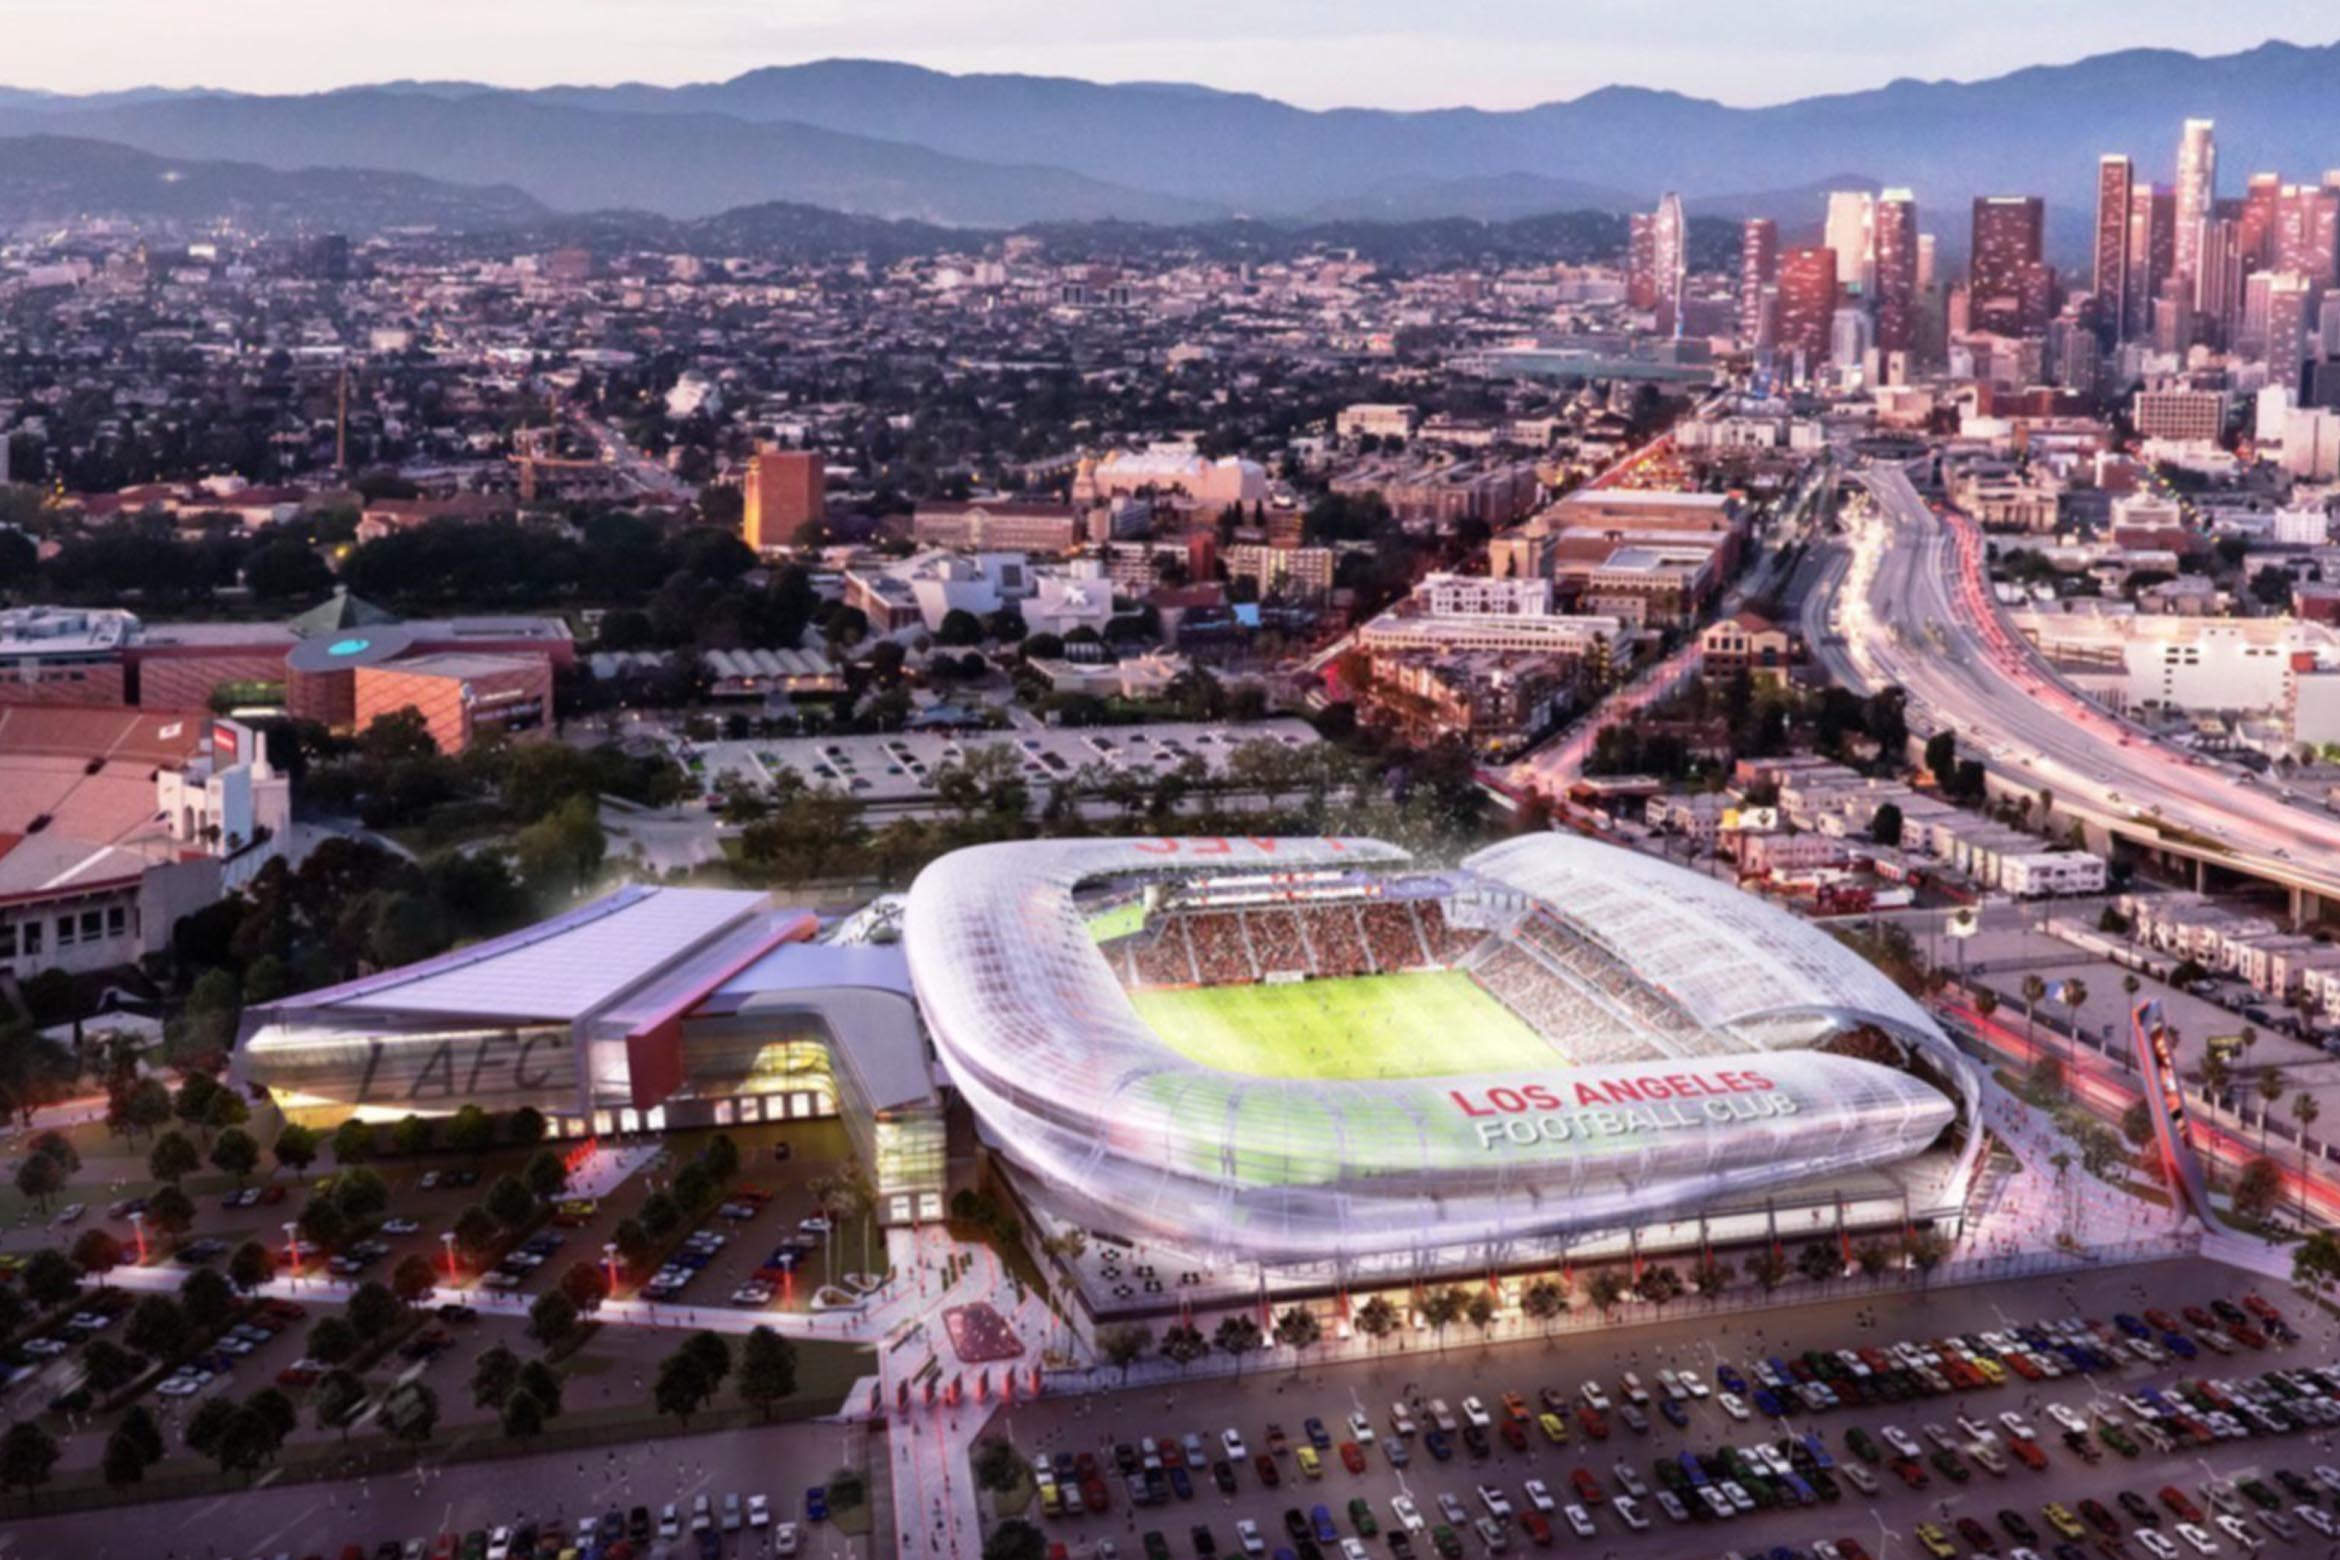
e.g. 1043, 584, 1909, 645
1423, 1428, 1453, 1462
1303, 1417, 1331, 1450
1800, 1432, 1835, 1471
2163, 1333, 2198, 1360
1716, 1365, 1748, 1396
1752, 1388, 1787, 1419
1311, 1506, 1338, 1544
2113, 1313, 2151, 1339
1659, 1398, 1688, 1428
1169, 1465, 1193, 1501
806, 1486, 829, 1521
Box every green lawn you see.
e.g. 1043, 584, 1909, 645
1130, 969, 1555, 1080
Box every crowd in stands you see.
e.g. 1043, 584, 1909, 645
1415, 901, 1486, 964
1108, 897, 1496, 988
1358, 903, 1430, 973
1183, 911, 1253, 984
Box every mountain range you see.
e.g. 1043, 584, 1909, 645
3, 39, 2338, 246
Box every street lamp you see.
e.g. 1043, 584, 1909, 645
440, 1229, 459, 1281
282, 1220, 300, 1279
603, 1240, 620, 1295
127, 1210, 146, 1266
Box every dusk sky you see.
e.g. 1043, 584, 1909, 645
9, 0, 2340, 108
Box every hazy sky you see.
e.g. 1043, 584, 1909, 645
10, 0, 2340, 108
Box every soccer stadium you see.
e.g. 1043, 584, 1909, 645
904, 833, 1984, 1311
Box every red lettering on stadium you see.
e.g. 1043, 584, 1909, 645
1452, 1070, 1776, 1116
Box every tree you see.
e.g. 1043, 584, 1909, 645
525, 1148, 571, 1204
444, 1104, 496, 1155
181, 1266, 234, 1333
393, 1253, 438, 1306
22, 1249, 78, 1309
1871, 802, 1904, 847
1639, 1265, 1685, 1307
145, 1184, 196, 1241
682, 1329, 731, 1391
2292, 1228, 2340, 1302
332, 1165, 390, 1224
126, 1294, 189, 1360
1419, 1286, 1464, 1349
296, 1196, 348, 1254
210, 1126, 261, 1186
2257, 1070, 2287, 1153
2234, 1156, 2285, 1224
70, 1228, 123, 1285
985, 1519, 1049, 1560
227, 1239, 276, 1295
654, 1349, 715, 1425
2020, 973, 2048, 1051
2291, 1093, 2323, 1224
11, 1151, 62, 1213
2029, 1054, 2067, 1105
1357, 1294, 1403, 1348
331, 1117, 374, 1166
486, 1174, 539, 1233
613, 1216, 655, 1271
973, 1434, 1028, 1493
471, 1344, 522, 1409
501, 1388, 548, 1442
1097, 1323, 1152, 1383
1586, 1269, 1629, 1316
516, 1360, 564, 1419
348, 1279, 404, 1343
82, 1336, 140, 1394
103, 1408, 161, 1487
1797, 1242, 1843, 1285
113, 1076, 173, 1140
528, 1289, 579, 1347
2120, 1100, 2156, 1149
307, 1314, 360, 1367
1213, 1314, 1262, 1377
1159, 1324, 1208, 1370
452, 1204, 499, 1261
1692, 1258, 1734, 1298
0, 1421, 59, 1500
2061, 979, 2089, 1066
272, 1122, 321, 1175
708, 1321, 792, 1417
1745, 1248, 1788, 1292
391, 1114, 436, 1158
1465, 1289, 1499, 1341
148, 1130, 202, 1186
1273, 1304, 1323, 1365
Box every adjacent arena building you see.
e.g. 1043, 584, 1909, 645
236, 833, 1983, 1312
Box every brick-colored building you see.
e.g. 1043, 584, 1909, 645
354, 654, 552, 755
743, 451, 827, 551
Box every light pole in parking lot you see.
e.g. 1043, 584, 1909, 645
283, 1220, 301, 1281
441, 1229, 459, 1282
128, 1209, 146, 1266
605, 1240, 621, 1296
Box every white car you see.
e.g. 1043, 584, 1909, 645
1237, 1519, 1265, 1556
2047, 1402, 2089, 1435
1579, 1382, 1610, 1411
1614, 1496, 1649, 1533
1388, 1403, 1417, 1437
1347, 1410, 1376, 1445
772, 1522, 800, 1556
722, 1493, 742, 1532
2136, 1533, 2179, 1560
2293, 1506, 2335, 1538
691, 1493, 713, 1532
1841, 1465, 1879, 1496
2175, 1523, 2220, 1556
1222, 1428, 1249, 1460
1882, 1425, 1923, 1459
1392, 1495, 1424, 1533
1718, 1393, 1750, 1421
1562, 1505, 1596, 1540
1461, 1395, 1492, 1429
1522, 1479, 1555, 1514
659, 1504, 682, 1540
1477, 1485, 1512, 1520
2213, 1515, 2261, 1551
1438, 1494, 1469, 1528
747, 1495, 770, 1529
1678, 1370, 1711, 1399
1340, 1541, 1368, 1560
486, 1530, 515, 1560
1999, 1411, 2035, 1440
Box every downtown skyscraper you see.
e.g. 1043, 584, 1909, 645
1971, 196, 2046, 335
1872, 189, 1920, 355
2094, 155, 2134, 339
2175, 117, 2217, 301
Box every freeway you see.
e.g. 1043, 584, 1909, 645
1812, 462, 2340, 908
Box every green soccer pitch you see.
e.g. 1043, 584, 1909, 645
1128, 969, 1557, 1080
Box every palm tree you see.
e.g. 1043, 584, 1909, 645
2021, 974, 2048, 1054
2060, 979, 2088, 1066
2257, 1070, 2287, 1154
2291, 1093, 2322, 1226
2049, 1150, 2076, 1241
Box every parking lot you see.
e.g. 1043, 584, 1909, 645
978, 1261, 2340, 1560
697, 719, 1321, 805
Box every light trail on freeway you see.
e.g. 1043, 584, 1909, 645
1813, 460, 2340, 907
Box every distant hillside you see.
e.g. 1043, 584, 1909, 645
0, 134, 546, 230
0, 91, 1226, 226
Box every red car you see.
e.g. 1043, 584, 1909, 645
1576, 1405, 1609, 1440
1570, 1468, 1605, 1505
2008, 1438, 2047, 1473
1519, 1513, 1553, 1548
1958, 1517, 1999, 1554
2158, 1487, 2202, 1523
1339, 1442, 1366, 1475
2244, 1294, 2284, 1325
1253, 1454, 1280, 1488
1498, 1420, 1527, 1453
1890, 1457, 1930, 1490
1837, 1543, 1873, 1560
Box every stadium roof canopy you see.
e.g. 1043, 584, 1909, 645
906, 833, 1976, 1265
